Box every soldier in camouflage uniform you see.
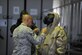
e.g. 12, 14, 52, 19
12, 14, 47, 55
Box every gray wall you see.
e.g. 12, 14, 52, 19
0, 0, 7, 55
60, 0, 82, 41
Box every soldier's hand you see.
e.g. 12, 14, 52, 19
41, 27, 47, 34
33, 28, 39, 33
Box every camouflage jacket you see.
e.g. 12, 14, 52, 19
12, 23, 45, 55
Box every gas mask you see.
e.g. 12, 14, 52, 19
43, 13, 54, 26
43, 12, 60, 26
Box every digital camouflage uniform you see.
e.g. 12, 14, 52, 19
12, 23, 45, 55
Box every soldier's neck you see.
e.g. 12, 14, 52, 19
21, 22, 28, 26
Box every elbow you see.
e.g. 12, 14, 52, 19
56, 48, 66, 55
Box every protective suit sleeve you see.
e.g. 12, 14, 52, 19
56, 29, 67, 54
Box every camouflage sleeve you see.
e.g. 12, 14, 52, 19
24, 30, 46, 45
56, 29, 67, 55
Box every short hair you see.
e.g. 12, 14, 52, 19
16, 10, 29, 26
20, 10, 29, 18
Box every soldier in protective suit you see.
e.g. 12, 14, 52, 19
36, 12, 67, 55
